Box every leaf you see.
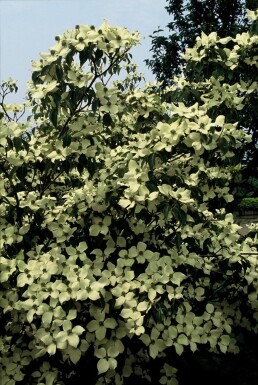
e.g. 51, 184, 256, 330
77, 153, 87, 174
97, 358, 109, 374
55, 67, 63, 82
69, 348, 81, 364
162, 203, 171, 219
173, 205, 187, 225
146, 181, 158, 193
147, 153, 156, 170
13, 137, 22, 152
62, 159, 70, 174
175, 234, 182, 250
22, 139, 29, 152
32, 71, 41, 84
49, 108, 58, 127
218, 48, 228, 61
219, 137, 229, 154
53, 92, 61, 107
95, 49, 103, 60
16, 165, 27, 182
79, 48, 90, 67
103, 113, 113, 127
6, 136, 13, 150
62, 132, 71, 148
92, 98, 99, 113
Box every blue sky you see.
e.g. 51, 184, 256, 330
0, 0, 170, 103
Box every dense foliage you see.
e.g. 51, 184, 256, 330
1, 11, 258, 385
147, 0, 258, 207
146, 0, 258, 85
239, 197, 258, 210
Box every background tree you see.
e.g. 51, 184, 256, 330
146, 0, 258, 86
147, 0, 258, 205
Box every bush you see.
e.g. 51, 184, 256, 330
239, 197, 258, 210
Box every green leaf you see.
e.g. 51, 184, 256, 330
13, 137, 22, 152
146, 181, 158, 193
17, 165, 27, 182
69, 348, 81, 364
95, 49, 103, 60
173, 205, 187, 225
79, 48, 91, 66
53, 65, 64, 82
147, 153, 156, 170
175, 234, 182, 250
22, 139, 29, 152
6, 136, 13, 150
49, 108, 58, 127
162, 203, 170, 219
77, 154, 86, 174
218, 48, 228, 61
103, 113, 113, 127
62, 133, 71, 148
53, 92, 61, 107
117, 168, 125, 178
32, 71, 41, 85
219, 137, 229, 154
92, 98, 99, 113
62, 159, 70, 174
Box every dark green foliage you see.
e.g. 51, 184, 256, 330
146, 0, 258, 207
239, 197, 258, 209
146, 0, 258, 86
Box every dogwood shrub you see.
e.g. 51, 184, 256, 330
1, 13, 258, 385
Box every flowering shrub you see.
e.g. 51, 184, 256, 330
1, 12, 258, 385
